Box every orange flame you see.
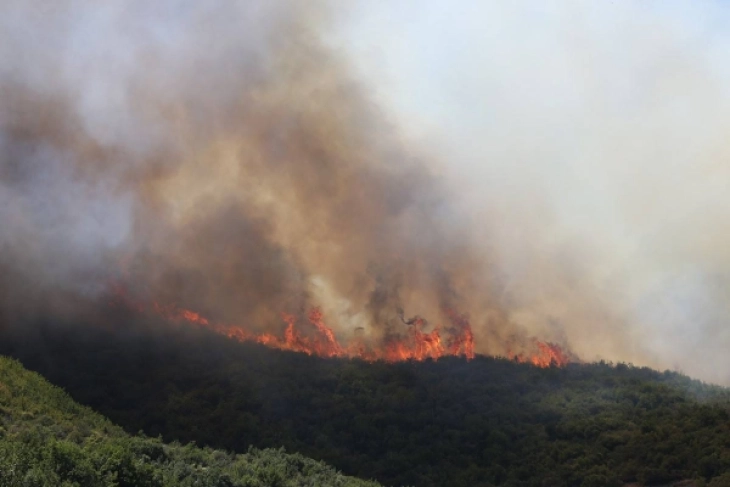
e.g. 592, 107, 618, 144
508, 340, 570, 367
108, 286, 569, 367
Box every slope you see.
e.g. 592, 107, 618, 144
0, 355, 382, 487
2, 320, 730, 487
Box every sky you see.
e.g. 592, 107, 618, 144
3, 0, 730, 384
336, 1, 730, 382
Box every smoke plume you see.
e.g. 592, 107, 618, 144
4, 1, 727, 382
0, 0, 527, 361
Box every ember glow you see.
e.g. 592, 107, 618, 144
109, 286, 572, 367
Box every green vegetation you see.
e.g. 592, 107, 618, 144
3, 321, 730, 486
0, 356, 381, 487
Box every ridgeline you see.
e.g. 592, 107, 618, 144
2, 320, 730, 487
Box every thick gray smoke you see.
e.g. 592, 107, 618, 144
0, 1, 529, 358
342, 1, 730, 383
5, 1, 728, 382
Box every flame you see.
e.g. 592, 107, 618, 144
109, 286, 569, 367
508, 340, 571, 367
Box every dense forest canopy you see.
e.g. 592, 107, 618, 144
2, 320, 730, 487
0, 354, 382, 487
3, 3, 730, 487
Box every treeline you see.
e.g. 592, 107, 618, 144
2, 320, 730, 486
0, 356, 381, 487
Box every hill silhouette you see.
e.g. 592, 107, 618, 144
2, 320, 730, 487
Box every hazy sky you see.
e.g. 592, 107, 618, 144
337, 1, 730, 383
3, 1, 730, 384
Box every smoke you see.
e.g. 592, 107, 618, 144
4, 1, 729, 383
341, 1, 730, 383
0, 0, 515, 358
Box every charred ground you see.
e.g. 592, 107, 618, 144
1, 319, 729, 487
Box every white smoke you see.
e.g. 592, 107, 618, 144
339, 0, 730, 383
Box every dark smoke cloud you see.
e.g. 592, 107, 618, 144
0, 1, 533, 355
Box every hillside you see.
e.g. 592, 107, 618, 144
0, 355, 381, 487
2, 320, 730, 487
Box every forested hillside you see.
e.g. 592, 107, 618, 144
0, 355, 381, 487
2, 320, 730, 487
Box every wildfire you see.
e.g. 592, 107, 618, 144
508, 341, 571, 367
109, 285, 568, 367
